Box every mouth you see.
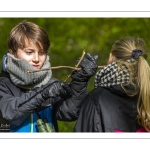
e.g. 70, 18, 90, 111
32, 65, 40, 69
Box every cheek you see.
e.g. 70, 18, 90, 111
19, 55, 33, 62
40, 55, 47, 65
15, 50, 32, 61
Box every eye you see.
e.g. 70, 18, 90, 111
26, 51, 33, 55
39, 51, 46, 55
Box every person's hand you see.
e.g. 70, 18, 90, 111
41, 81, 72, 100
71, 52, 98, 81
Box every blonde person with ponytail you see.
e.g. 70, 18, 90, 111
74, 36, 150, 132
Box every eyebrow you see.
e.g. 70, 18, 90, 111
24, 48, 45, 52
25, 48, 34, 50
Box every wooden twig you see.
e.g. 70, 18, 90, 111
27, 50, 105, 82
64, 50, 86, 82
27, 66, 81, 73
27, 65, 104, 73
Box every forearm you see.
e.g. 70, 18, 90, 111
55, 80, 88, 121
0, 90, 45, 129
56, 52, 98, 121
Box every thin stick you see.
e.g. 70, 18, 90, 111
27, 66, 81, 73
27, 65, 104, 73
27, 50, 105, 82
64, 50, 86, 82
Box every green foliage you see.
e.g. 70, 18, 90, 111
0, 18, 150, 132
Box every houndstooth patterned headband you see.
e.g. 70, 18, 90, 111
94, 62, 130, 88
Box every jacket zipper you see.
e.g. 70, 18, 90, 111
29, 88, 33, 132
30, 114, 33, 132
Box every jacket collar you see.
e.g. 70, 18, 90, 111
107, 84, 138, 98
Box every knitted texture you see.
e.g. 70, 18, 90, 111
6, 53, 52, 89
94, 62, 130, 88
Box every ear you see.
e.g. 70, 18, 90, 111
9, 49, 16, 57
107, 53, 116, 64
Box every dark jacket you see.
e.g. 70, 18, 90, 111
0, 71, 87, 132
74, 85, 143, 132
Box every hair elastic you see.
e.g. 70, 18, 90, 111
131, 49, 143, 60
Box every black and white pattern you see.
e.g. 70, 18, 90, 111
94, 62, 130, 88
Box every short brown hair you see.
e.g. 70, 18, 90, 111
7, 21, 50, 53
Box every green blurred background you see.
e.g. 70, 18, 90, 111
0, 18, 150, 132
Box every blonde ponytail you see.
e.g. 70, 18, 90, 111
111, 36, 150, 131
137, 56, 150, 131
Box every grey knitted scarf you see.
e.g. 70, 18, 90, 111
94, 62, 130, 88
6, 53, 52, 89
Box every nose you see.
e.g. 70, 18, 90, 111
32, 53, 39, 63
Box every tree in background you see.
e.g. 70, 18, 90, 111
0, 18, 150, 131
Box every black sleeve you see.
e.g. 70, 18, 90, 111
55, 79, 88, 121
0, 80, 49, 129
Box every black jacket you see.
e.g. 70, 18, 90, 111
74, 85, 142, 132
0, 71, 87, 132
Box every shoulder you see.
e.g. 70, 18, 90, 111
88, 86, 119, 107
88, 87, 106, 104
89, 86, 105, 96
0, 76, 12, 85
82, 87, 106, 111
0, 76, 21, 94
88, 85, 136, 112
0, 70, 11, 85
